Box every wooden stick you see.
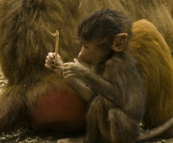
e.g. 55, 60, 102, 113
54, 30, 59, 67
43, 25, 60, 66
52, 65, 64, 69
43, 25, 57, 37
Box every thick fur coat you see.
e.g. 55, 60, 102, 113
130, 19, 173, 138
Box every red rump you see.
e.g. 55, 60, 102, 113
28, 91, 87, 131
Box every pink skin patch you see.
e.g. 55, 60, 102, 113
28, 90, 87, 132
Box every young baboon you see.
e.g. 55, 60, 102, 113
46, 9, 173, 143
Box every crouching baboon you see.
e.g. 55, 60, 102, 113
0, 0, 173, 141
129, 19, 173, 139
46, 9, 173, 143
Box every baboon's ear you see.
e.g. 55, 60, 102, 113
112, 33, 128, 52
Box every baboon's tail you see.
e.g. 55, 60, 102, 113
137, 117, 173, 141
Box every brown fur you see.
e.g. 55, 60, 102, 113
171, 4, 173, 18
130, 19, 173, 138
0, 0, 173, 139
0, 0, 87, 132
109, 0, 173, 50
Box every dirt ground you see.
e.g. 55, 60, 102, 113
0, 69, 173, 143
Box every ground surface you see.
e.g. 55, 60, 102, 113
0, 69, 173, 143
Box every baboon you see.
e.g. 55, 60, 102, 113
129, 19, 173, 139
46, 9, 173, 143
46, 10, 144, 143
0, 0, 173, 141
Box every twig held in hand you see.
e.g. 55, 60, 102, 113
43, 25, 60, 67
54, 30, 59, 67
